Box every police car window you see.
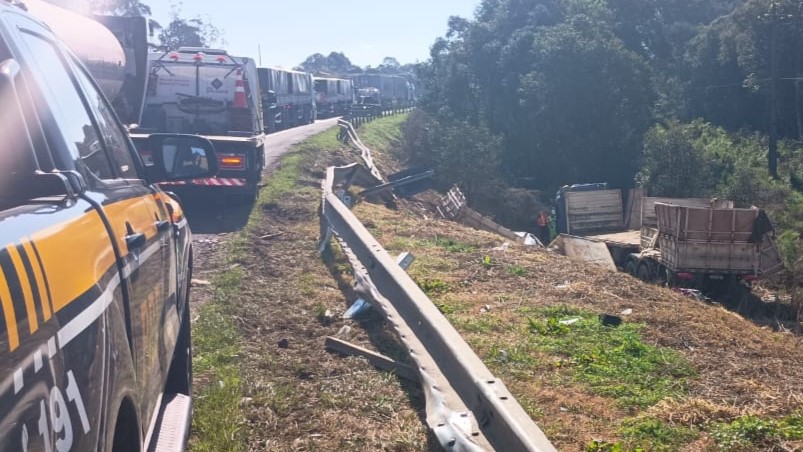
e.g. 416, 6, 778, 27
16, 30, 115, 180
67, 56, 138, 179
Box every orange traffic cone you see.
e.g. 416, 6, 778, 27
233, 69, 247, 109
229, 69, 253, 132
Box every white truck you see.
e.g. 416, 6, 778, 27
131, 48, 267, 200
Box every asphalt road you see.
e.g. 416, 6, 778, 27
180, 117, 339, 235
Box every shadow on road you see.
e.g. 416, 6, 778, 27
176, 191, 253, 235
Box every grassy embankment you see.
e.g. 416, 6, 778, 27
188, 144, 309, 451
189, 122, 433, 451
351, 115, 803, 451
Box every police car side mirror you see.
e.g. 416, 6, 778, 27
146, 134, 219, 182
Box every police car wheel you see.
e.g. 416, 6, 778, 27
166, 298, 192, 396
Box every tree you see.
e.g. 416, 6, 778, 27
377, 57, 401, 73
638, 120, 719, 197
679, 0, 803, 179
295, 52, 361, 75
89, 0, 151, 16
419, 0, 653, 192
158, 11, 223, 50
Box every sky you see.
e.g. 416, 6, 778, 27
146, 0, 481, 69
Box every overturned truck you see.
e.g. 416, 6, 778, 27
554, 185, 783, 294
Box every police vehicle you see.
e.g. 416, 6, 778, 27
0, 1, 217, 450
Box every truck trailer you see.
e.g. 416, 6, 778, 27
131, 48, 267, 200
257, 67, 316, 133
313, 77, 354, 118
554, 185, 783, 294
350, 74, 414, 110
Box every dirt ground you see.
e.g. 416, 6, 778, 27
185, 119, 803, 451
185, 138, 438, 451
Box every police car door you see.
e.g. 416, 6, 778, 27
0, 10, 171, 450
0, 10, 124, 451
63, 53, 178, 440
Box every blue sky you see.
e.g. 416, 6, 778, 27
147, 0, 481, 69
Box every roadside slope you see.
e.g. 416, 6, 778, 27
190, 126, 436, 451
349, 116, 803, 451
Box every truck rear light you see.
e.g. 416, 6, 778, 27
741, 274, 760, 282
676, 272, 694, 281
218, 154, 245, 169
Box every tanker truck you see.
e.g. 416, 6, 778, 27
25, 0, 151, 125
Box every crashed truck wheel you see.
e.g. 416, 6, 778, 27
637, 262, 653, 283
625, 259, 638, 277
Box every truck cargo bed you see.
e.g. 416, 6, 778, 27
654, 203, 783, 275
585, 230, 641, 247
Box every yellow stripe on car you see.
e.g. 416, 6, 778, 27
31, 211, 116, 313
0, 268, 19, 351
6, 245, 37, 334
22, 240, 51, 321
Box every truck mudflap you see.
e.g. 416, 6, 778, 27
160, 177, 247, 187
146, 393, 191, 452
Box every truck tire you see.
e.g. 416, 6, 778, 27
625, 259, 638, 276
637, 262, 652, 283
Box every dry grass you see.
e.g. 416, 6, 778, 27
225, 130, 437, 451
350, 195, 803, 449
193, 114, 803, 451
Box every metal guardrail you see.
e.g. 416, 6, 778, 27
320, 123, 556, 451
346, 106, 414, 126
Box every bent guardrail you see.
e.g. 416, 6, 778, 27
319, 161, 556, 451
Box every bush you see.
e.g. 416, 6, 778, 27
399, 110, 505, 202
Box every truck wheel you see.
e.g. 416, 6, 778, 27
166, 300, 192, 396
625, 259, 637, 276
637, 263, 652, 283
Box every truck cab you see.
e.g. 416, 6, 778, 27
0, 2, 217, 450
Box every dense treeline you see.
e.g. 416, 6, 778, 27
403, 0, 803, 264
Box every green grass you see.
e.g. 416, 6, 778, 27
190, 268, 245, 452
355, 113, 407, 152
431, 237, 476, 253
189, 129, 333, 451
415, 277, 451, 295
521, 306, 695, 408
507, 265, 527, 276
619, 417, 698, 450
709, 413, 803, 451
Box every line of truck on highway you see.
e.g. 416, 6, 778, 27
40, 6, 415, 201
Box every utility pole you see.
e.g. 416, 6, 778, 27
768, 19, 780, 180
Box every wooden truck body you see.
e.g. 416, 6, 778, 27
554, 186, 783, 291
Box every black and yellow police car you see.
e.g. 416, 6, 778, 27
0, 1, 217, 450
